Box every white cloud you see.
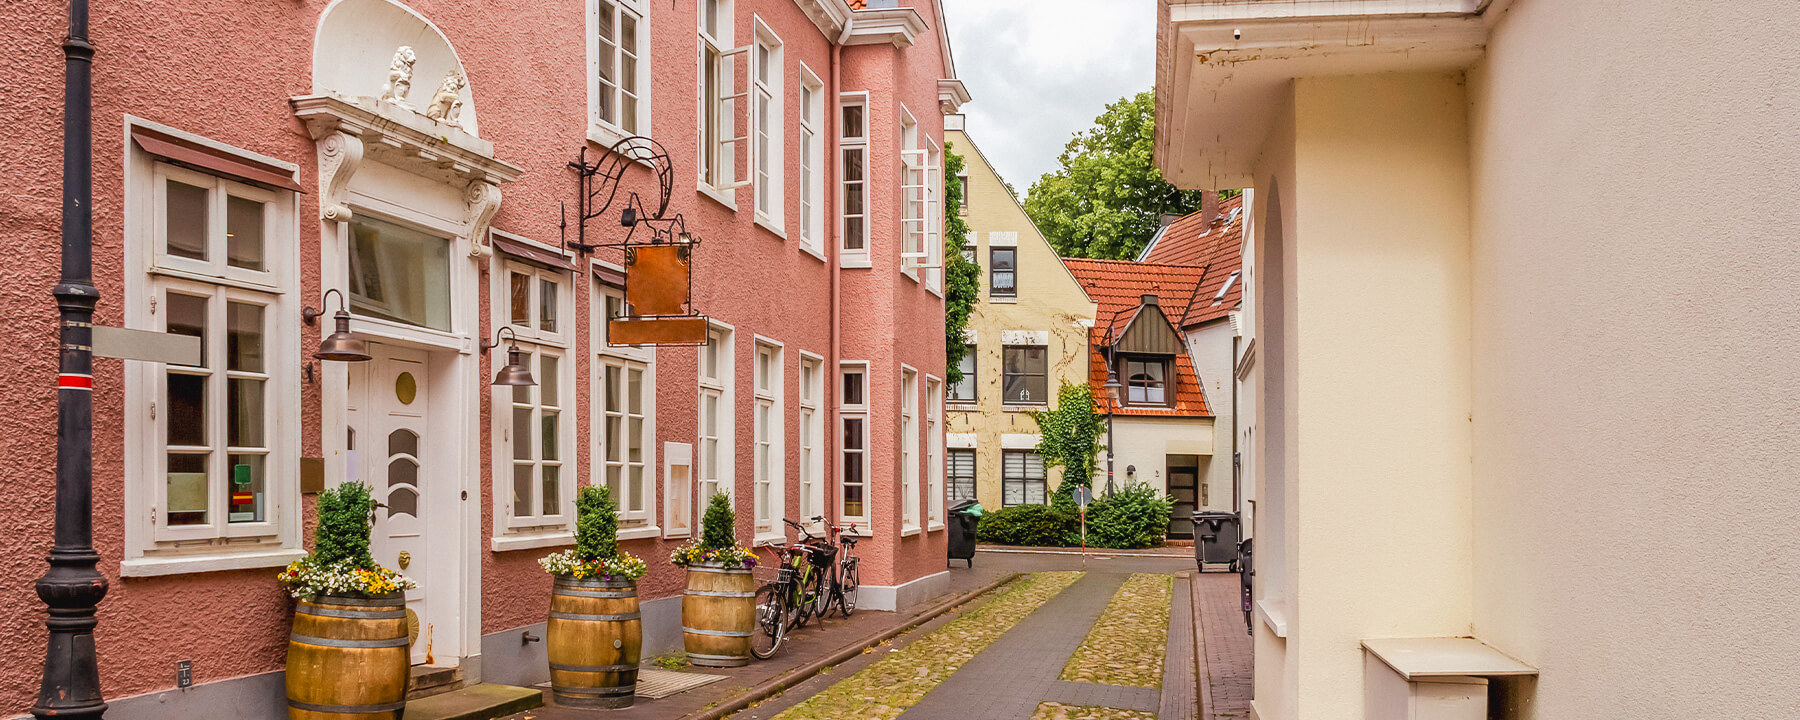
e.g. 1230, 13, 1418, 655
944, 0, 1155, 197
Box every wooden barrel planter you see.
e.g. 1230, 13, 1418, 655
286, 593, 409, 720
546, 576, 642, 708
682, 561, 756, 667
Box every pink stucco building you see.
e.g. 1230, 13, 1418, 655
0, 0, 967, 715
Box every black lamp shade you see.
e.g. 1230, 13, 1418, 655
314, 311, 372, 362
492, 345, 536, 386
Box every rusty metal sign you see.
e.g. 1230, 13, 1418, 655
625, 244, 691, 316
608, 316, 709, 346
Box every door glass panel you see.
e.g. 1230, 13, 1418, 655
387, 483, 418, 517
387, 457, 418, 490
227, 453, 266, 523
165, 179, 208, 261
388, 429, 418, 458
226, 195, 266, 271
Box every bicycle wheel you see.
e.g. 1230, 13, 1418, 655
795, 566, 824, 628
750, 583, 787, 659
837, 560, 859, 617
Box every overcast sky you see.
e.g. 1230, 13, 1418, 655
943, 0, 1156, 198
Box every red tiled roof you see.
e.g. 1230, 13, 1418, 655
1062, 258, 1213, 418
1141, 194, 1245, 328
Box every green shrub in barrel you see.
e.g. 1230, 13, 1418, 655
540, 485, 647, 708
671, 492, 758, 666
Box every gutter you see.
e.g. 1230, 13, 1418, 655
828, 17, 853, 531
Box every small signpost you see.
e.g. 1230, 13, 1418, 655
1074, 486, 1092, 562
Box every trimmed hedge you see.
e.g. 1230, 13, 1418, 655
975, 484, 1174, 550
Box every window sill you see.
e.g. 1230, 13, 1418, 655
491, 530, 575, 553
901, 524, 922, 537
697, 182, 738, 212
753, 213, 787, 240
839, 521, 873, 537
901, 268, 920, 283
618, 525, 662, 541
989, 296, 1018, 304
663, 528, 693, 541
1003, 403, 1048, 412
800, 242, 827, 262
121, 547, 306, 578
928, 522, 946, 532
754, 532, 787, 547
840, 252, 871, 269
1256, 598, 1290, 638
947, 402, 979, 411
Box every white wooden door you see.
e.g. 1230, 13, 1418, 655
349, 346, 435, 665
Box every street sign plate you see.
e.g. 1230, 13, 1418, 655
92, 326, 201, 365
1074, 486, 1092, 508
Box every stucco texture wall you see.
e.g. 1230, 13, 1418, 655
1288, 72, 1476, 719
1183, 320, 1235, 511
1467, 1, 1800, 716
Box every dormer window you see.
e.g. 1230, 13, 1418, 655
1120, 355, 1173, 407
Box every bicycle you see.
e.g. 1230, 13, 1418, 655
749, 521, 834, 659
815, 517, 861, 618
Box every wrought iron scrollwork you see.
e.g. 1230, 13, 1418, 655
565, 135, 699, 253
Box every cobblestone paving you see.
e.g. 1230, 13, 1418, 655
1028, 701, 1159, 720
1061, 573, 1175, 688
1193, 571, 1252, 719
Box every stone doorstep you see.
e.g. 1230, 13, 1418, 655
408, 664, 464, 701
403, 683, 543, 720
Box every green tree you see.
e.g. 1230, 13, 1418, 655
699, 491, 737, 550
1028, 383, 1107, 502
574, 485, 619, 561
943, 143, 980, 385
1023, 91, 1209, 260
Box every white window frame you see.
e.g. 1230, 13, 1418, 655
698, 0, 746, 202
797, 67, 825, 259
589, 0, 652, 147
900, 106, 926, 278
948, 345, 977, 405
839, 92, 870, 267
926, 137, 944, 292
752, 338, 785, 544
123, 121, 304, 576
751, 19, 784, 231
492, 260, 577, 534
926, 375, 945, 529
594, 273, 660, 538
838, 361, 871, 527
664, 441, 694, 538
797, 351, 825, 529
901, 366, 921, 534
699, 322, 736, 504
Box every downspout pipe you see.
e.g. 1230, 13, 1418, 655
827, 15, 852, 530
35, 0, 110, 717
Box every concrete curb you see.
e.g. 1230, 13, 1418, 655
682, 572, 1022, 720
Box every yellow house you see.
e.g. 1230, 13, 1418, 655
943, 116, 1096, 511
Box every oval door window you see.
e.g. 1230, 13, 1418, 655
395, 371, 418, 405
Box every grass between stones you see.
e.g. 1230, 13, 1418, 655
1028, 701, 1158, 720
1059, 573, 1174, 688
768, 571, 1084, 720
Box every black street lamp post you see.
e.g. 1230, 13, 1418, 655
35, 0, 110, 717
1103, 364, 1123, 499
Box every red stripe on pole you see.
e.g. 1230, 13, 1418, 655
58, 374, 93, 390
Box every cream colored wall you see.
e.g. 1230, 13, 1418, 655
1106, 415, 1215, 497
1183, 321, 1235, 511
1251, 72, 1478, 720
944, 127, 1097, 509
1465, 3, 1800, 717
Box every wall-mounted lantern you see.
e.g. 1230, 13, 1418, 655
302, 288, 372, 362
480, 326, 536, 386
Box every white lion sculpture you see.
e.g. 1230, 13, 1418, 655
380, 46, 417, 105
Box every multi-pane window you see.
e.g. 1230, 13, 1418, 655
840, 94, 868, 257
840, 363, 869, 521
499, 262, 573, 529
799, 70, 825, 252
957, 169, 970, 215
509, 350, 569, 525
948, 449, 977, 504
901, 368, 919, 530
901, 109, 926, 271
989, 247, 1017, 297
753, 26, 783, 222
753, 342, 783, 538
143, 162, 292, 545
1003, 450, 1047, 507
593, 0, 648, 136
699, 325, 734, 501
1123, 356, 1172, 406
798, 354, 824, 521
948, 349, 977, 404
1002, 345, 1048, 405
926, 377, 943, 526
595, 281, 656, 528
698, 0, 738, 190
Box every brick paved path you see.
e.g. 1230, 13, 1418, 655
898, 570, 1195, 720
1192, 571, 1252, 719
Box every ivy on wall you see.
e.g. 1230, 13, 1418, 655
1028, 382, 1106, 501
943, 143, 980, 385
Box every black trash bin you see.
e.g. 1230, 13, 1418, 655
1193, 511, 1239, 572
948, 499, 982, 567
